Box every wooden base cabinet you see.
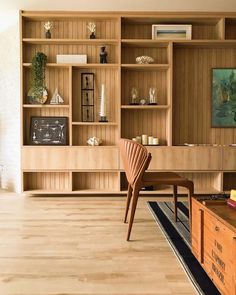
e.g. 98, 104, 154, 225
192, 198, 236, 295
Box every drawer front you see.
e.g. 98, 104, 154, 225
203, 211, 236, 295
147, 147, 222, 170
222, 147, 236, 170
22, 147, 119, 170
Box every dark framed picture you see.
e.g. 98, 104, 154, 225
30, 117, 68, 145
212, 68, 236, 127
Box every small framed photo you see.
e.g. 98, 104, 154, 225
152, 24, 192, 40
212, 68, 236, 127
30, 117, 68, 145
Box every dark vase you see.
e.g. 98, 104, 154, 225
90, 32, 96, 39
45, 30, 51, 39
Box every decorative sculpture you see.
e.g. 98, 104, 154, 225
100, 46, 107, 64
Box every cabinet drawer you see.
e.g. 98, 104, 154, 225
22, 146, 119, 170
222, 147, 236, 170
203, 211, 236, 295
147, 147, 222, 170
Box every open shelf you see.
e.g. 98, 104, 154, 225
121, 64, 169, 70
72, 122, 118, 126
23, 104, 70, 108
121, 105, 169, 110
23, 38, 119, 45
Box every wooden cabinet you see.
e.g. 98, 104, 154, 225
192, 198, 236, 295
20, 11, 236, 195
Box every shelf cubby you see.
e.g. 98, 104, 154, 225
121, 17, 223, 40
23, 171, 71, 193
22, 18, 119, 39
72, 67, 119, 123
72, 172, 119, 192
121, 109, 169, 146
121, 42, 169, 64
223, 172, 236, 192
225, 18, 236, 39
23, 43, 119, 64
23, 108, 70, 146
121, 171, 222, 195
23, 66, 70, 105
72, 125, 118, 146
121, 68, 167, 105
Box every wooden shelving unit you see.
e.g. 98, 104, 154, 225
20, 11, 236, 195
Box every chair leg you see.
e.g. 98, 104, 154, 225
127, 186, 139, 241
173, 185, 178, 222
124, 184, 133, 223
187, 182, 194, 238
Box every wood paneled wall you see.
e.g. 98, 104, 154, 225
173, 47, 236, 145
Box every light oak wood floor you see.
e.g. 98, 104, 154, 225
0, 192, 196, 295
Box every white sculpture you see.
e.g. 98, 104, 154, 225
87, 137, 102, 146
50, 88, 64, 104
149, 87, 157, 104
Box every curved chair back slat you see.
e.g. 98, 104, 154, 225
119, 139, 151, 185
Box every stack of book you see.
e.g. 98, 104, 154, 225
227, 190, 236, 209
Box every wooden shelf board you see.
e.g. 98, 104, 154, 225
22, 12, 119, 21
23, 104, 70, 108
23, 189, 121, 195
173, 39, 236, 48
121, 105, 169, 110
121, 64, 169, 70
121, 39, 169, 47
23, 63, 119, 68
72, 122, 118, 126
22, 38, 119, 45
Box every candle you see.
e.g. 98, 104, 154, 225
153, 138, 159, 145
100, 84, 105, 117
142, 134, 148, 145
136, 136, 141, 143
148, 136, 153, 145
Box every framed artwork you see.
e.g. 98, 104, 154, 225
152, 24, 192, 40
212, 68, 236, 127
30, 117, 68, 145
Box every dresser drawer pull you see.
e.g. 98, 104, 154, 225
215, 226, 220, 232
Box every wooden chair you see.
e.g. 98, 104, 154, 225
119, 138, 194, 241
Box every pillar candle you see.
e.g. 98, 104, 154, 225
100, 84, 105, 117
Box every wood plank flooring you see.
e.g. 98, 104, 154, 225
0, 192, 196, 295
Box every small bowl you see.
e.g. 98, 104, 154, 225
136, 56, 154, 64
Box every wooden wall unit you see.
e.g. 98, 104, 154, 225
20, 11, 236, 195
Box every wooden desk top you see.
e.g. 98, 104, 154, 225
194, 198, 236, 233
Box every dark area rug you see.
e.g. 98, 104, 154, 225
147, 201, 220, 295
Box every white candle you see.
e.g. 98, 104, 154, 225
100, 84, 105, 117
148, 136, 153, 145
153, 138, 159, 145
142, 134, 148, 145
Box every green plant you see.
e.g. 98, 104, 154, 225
31, 52, 47, 97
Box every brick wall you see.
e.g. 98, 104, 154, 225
0, 22, 21, 193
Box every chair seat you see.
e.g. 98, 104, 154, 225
142, 172, 192, 187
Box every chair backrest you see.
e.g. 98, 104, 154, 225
119, 138, 151, 185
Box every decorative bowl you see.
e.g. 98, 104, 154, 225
136, 56, 154, 64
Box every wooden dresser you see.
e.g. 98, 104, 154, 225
192, 198, 236, 295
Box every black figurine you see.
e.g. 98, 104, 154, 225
100, 46, 107, 64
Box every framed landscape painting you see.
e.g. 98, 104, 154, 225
212, 68, 236, 127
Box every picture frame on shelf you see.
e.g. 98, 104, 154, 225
30, 117, 68, 145
152, 24, 192, 40
212, 68, 236, 127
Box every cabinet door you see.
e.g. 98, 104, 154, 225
147, 146, 222, 170
203, 211, 235, 295
22, 147, 119, 170
222, 147, 236, 170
